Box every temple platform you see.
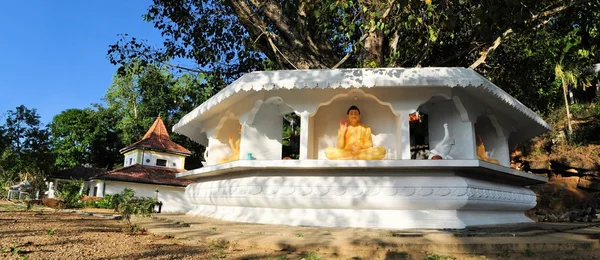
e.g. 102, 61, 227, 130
180, 160, 546, 229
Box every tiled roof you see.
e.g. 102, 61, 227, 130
49, 166, 107, 180
94, 164, 194, 187
120, 117, 191, 155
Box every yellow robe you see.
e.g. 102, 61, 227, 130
217, 139, 240, 164
476, 136, 499, 165
325, 124, 386, 160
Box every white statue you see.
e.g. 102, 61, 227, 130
428, 123, 454, 160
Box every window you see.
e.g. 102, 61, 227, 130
156, 159, 167, 166
93, 187, 98, 197
128, 158, 133, 165
172, 162, 176, 167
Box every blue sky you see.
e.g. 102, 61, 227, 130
0, 1, 165, 125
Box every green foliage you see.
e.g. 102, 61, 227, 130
0, 105, 53, 197
56, 178, 83, 208
523, 249, 535, 257
50, 108, 122, 169
107, 0, 599, 120
118, 196, 158, 224
105, 188, 159, 232
48, 60, 211, 171
422, 253, 456, 260
1, 243, 31, 259
301, 251, 322, 260
208, 240, 228, 259
47, 229, 56, 236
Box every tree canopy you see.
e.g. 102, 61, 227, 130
108, 0, 599, 114
49, 61, 210, 172
0, 105, 53, 195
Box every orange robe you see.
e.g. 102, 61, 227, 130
325, 124, 386, 160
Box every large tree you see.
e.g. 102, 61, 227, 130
50, 107, 122, 169
0, 105, 53, 195
108, 0, 599, 114
103, 61, 210, 169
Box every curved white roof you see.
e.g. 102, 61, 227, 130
174, 68, 551, 142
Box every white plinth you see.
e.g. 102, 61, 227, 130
182, 160, 545, 229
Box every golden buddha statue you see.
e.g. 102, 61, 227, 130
325, 106, 386, 160
217, 124, 241, 164
476, 135, 499, 165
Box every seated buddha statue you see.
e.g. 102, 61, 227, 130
325, 106, 386, 160
217, 124, 241, 164
476, 135, 499, 165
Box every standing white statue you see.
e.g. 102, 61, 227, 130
428, 123, 454, 160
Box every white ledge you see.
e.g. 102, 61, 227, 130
178, 159, 547, 185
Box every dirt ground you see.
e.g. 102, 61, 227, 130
2, 201, 600, 260
0, 202, 285, 260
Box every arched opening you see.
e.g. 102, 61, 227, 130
282, 113, 300, 159
474, 115, 508, 165
311, 90, 397, 159
409, 111, 429, 159
210, 116, 241, 164
245, 97, 297, 160
412, 94, 473, 160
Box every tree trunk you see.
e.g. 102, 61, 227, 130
563, 83, 573, 135
363, 31, 384, 67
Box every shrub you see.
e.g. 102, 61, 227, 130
118, 197, 158, 225
55, 178, 83, 208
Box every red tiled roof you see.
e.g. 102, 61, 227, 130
120, 117, 191, 155
49, 166, 107, 180
93, 164, 194, 187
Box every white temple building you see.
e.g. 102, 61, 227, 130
172, 68, 551, 229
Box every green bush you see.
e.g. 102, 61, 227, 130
118, 196, 158, 225
56, 178, 83, 208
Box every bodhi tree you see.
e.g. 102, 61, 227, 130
108, 0, 599, 123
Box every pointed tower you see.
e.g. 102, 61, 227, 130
119, 117, 191, 169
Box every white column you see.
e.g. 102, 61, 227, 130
299, 112, 310, 160
398, 112, 411, 159
98, 181, 105, 197
238, 123, 250, 160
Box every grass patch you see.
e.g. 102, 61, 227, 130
0, 203, 26, 211
208, 240, 228, 259
300, 251, 321, 260
422, 253, 456, 260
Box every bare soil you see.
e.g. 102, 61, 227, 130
2, 201, 600, 260
0, 201, 283, 260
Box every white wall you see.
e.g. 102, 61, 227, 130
103, 181, 191, 213
124, 152, 137, 166
139, 151, 186, 169
312, 98, 397, 159
425, 98, 476, 160
244, 103, 284, 160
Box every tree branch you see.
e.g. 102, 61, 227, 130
332, 1, 395, 69
469, 29, 512, 69
469, 0, 586, 69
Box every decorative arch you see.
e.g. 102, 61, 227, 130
311, 89, 401, 117
213, 110, 239, 138
413, 92, 469, 123
486, 114, 505, 138
246, 96, 296, 126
